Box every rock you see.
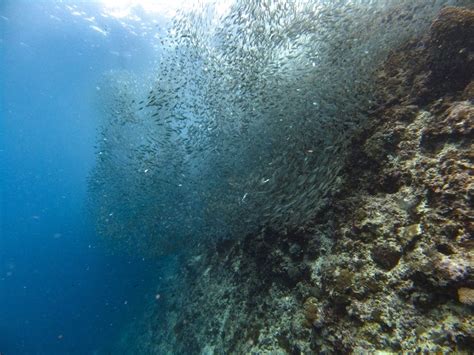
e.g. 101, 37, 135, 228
364, 129, 401, 161
303, 297, 321, 327
421, 101, 474, 150
371, 244, 402, 270
377, 7, 474, 105
402, 224, 422, 240
458, 287, 474, 305
462, 80, 474, 100
428, 7, 474, 94
433, 254, 471, 286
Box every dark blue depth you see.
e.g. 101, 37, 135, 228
0, 1, 164, 353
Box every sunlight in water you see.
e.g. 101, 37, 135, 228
98, 0, 233, 18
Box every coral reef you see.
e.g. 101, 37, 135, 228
124, 6, 473, 354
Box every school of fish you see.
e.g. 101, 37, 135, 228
87, 0, 465, 256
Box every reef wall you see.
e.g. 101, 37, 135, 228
123, 6, 473, 354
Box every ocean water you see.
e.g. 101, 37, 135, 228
1, 1, 168, 353
2, 0, 471, 354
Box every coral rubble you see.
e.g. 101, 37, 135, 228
124, 6, 473, 354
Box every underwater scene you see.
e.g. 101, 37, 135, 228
1, 0, 473, 353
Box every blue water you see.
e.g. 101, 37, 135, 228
0, 1, 166, 353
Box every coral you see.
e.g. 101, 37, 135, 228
302, 297, 323, 328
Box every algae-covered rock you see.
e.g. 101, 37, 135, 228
371, 244, 402, 270
302, 297, 324, 328
458, 287, 474, 305
377, 6, 474, 105
428, 7, 474, 93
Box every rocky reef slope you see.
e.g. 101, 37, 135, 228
127, 7, 473, 354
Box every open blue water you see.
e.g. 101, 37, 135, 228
0, 1, 167, 353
